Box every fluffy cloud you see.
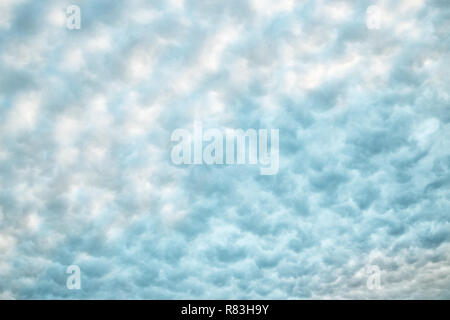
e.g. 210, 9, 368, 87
0, 0, 449, 299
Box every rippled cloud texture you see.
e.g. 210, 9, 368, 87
0, 0, 449, 299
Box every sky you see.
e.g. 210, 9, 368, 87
0, 0, 449, 299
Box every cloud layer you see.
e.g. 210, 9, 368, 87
0, 0, 449, 299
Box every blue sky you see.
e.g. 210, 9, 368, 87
0, 0, 449, 299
